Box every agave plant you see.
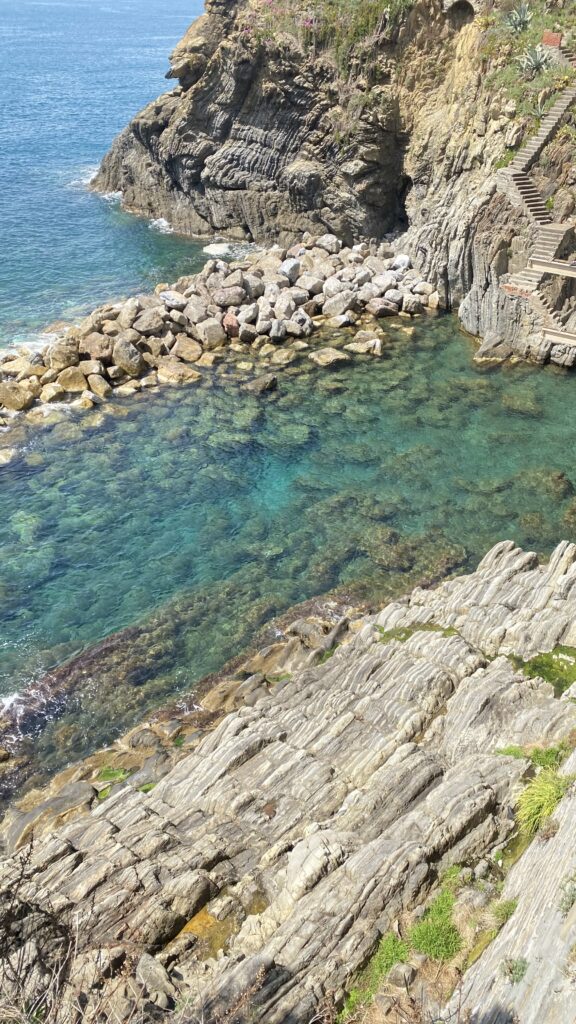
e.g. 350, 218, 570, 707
506, 2, 532, 34
516, 44, 552, 79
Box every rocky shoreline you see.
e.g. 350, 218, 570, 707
2, 540, 576, 1023
0, 233, 440, 436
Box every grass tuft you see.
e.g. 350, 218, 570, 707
517, 769, 571, 836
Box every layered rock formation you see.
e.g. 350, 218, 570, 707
3, 541, 576, 1022
93, 0, 576, 363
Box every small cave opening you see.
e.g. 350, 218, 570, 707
397, 174, 413, 229
445, 0, 476, 30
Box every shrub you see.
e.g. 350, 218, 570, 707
410, 891, 462, 962
501, 956, 529, 983
339, 932, 408, 1020
505, 3, 533, 34
517, 769, 570, 835
517, 44, 552, 79
492, 899, 518, 926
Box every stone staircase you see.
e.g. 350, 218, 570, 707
499, 43, 576, 347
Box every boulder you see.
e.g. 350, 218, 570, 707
308, 347, 351, 368
243, 274, 265, 300
196, 318, 226, 349
133, 308, 165, 336
279, 258, 301, 284
47, 339, 79, 371
269, 320, 287, 342
402, 294, 424, 315
391, 253, 412, 271
156, 358, 202, 385
183, 296, 209, 324
211, 286, 246, 308
79, 333, 113, 362
172, 338, 203, 363
274, 293, 296, 320
113, 338, 144, 377
160, 290, 188, 311
323, 276, 348, 299
77, 360, 104, 377
296, 274, 324, 295
238, 323, 258, 344
57, 367, 88, 393
87, 375, 113, 399
0, 381, 34, 411
243, 373, 278, 394
322, 291, 357, 317
366, 298, 399, 318
39, 382, 65, 403
316, 234, 342, 255
222, 312, 240, 338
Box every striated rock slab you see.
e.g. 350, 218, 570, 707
2, 543, 576, 1020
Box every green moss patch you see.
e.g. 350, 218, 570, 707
339, 932, 408, 1021
497, 740, 573, 769
376, 623, 458, 644
96, 766, 131, 783
508, 646, 576, 696
410, 890, 462, 961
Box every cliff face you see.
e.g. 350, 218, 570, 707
93, 0, 538, 350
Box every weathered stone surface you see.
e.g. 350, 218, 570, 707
308, 347, 351, 367
0, 381, 34, 411
155, 358, 202, 385
132, 308, 165, 336
196, 318, 226, 348
113, 338, 144, 377
172, 337, 203, 363
56, 367, 88, 393
2, 543, 576, 1021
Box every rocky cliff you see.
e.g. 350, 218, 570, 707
93, 0, 576, 360
3, 541, 576, 1022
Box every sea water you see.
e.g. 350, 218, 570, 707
2, 318, 576, 773
0, 0, 206, 346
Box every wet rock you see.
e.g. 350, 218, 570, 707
243, 373, 278, 394
47, 339, 80, 371
172, 338, 203, 363
40, 382, 66, 404
155, 358, 202, 385
308, 347, 351, 367
56, 367, 89, 393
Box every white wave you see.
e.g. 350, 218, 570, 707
0, 692, 20, 713
203, 242, 232, 256
101, 190, 122, 203
67, 165, 99, 190
150, 217, 174, 234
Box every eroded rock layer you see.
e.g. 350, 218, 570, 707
3, 541, 576, 1021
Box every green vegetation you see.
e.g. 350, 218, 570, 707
508, 646, 576, 696
96, 766, 131, 783
501, 957, 529, 984
245, 0, 414, 68
339, 932, 408, 1021
138, 782, 157, 794
173, 736, 185, 748
376, 623, 458, 644
97, 786, 111, 801
517, 769, 571, 835
410, 890, 463, 961
558, 871, 576, 917
316, 646, 338, 664
492, 899, 518, 927
480, 1, 576, 117
496, 740, 572, 769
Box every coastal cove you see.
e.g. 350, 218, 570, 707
3, 314, 576, 790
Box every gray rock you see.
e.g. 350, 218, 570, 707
183, 296, 209, 325
196, 318, 226, 348
279, 258, 301, 284
113, 338, 144, 377
322, 290, 357, 317
392, 254, 412, 271
132, 308, 166, 336
269, 319, 287, 342
243, 373, 278, 394
401, 294, 424, 315
316, 234, 342, 254
160, 290, 188, 311
211, 286, 246, 308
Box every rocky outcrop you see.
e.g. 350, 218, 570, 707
3, 541, 576, 1021
0, 234, 438, 427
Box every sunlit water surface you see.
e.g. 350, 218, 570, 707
2, 318, 576, 772
0, 0, 206, 346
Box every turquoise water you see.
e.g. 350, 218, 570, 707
2, 318, 576, 775
0, 0, 206, 346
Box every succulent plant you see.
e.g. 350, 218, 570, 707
506, 3, 533, 34
516, 44, 552, 79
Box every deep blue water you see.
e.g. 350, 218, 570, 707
0, 0, 206, 345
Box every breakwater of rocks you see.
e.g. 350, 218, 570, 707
0, 233, 440, 431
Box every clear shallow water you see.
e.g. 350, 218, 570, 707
2, 318, 576, 772
0, 0, 206, 345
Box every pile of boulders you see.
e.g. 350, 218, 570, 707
0, 234, 440, 420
